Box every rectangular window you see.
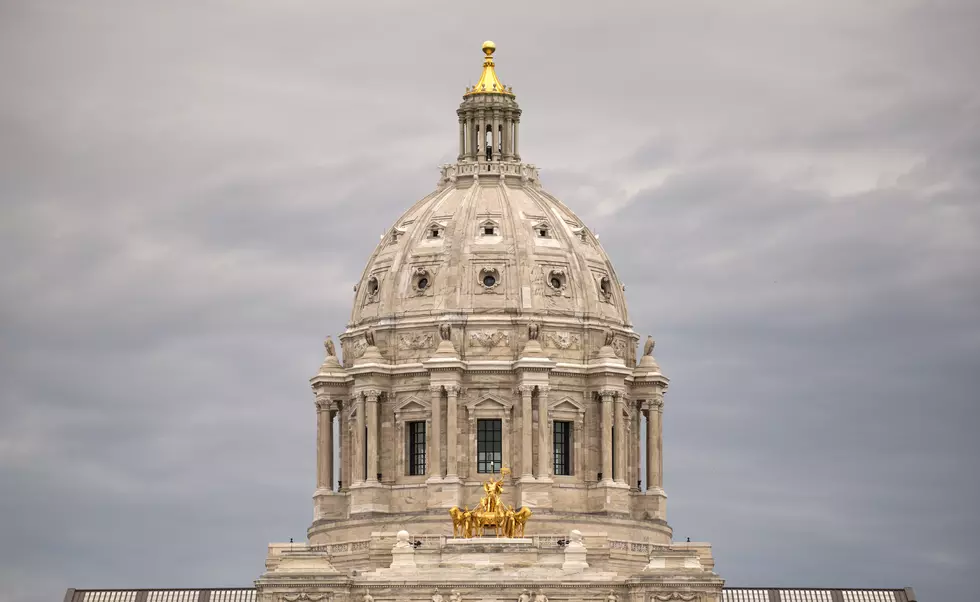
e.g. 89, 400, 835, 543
553, 420, 572, 476
408, 421, 426, 476
477, 419, 502, 474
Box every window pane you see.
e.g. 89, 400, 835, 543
554, 421, 571, 476
477, 419, 502, 473
408, 421, 426, 476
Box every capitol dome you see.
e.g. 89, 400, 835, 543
310, 42, 670, 556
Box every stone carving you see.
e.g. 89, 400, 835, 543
364, 330, 376, 347
545, 331, 579, 350
570, 529, 584, 546
478, 266, 501, 292
612, 338, 628, 359
324, 336, 336, 357
393, 529, 411, 549
604, 594, 618, 602
363, 595, 374, 602
449, 593, 462, 602
533, 593, 548, 602
282, 594, 327, 602
527, 321, 540, 341
517, 592, 531, 602
347, 338, 367, 360
399, 333, 433, 350
439, 322, 451, 341
432, 591, 444, 602
644, 335, 655, 356
412, 266, 432, 296
469, 330, 510, 349
603, 329, 615, 347
652, 595, 698, 602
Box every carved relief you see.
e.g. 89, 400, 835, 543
399, 332, 434, 350
469, 330, 510, 349
652, 595, 698, 601
545, 331, 580, 350
282, 594, 327, 602
612, 338, 628, 359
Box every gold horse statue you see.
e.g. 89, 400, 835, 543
449, 468, 532, 538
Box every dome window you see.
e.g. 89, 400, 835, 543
412, 267, 432, 295
548, 269, 567, 291
532, 221, 552, 239
365, 276, 380, 304
426, 222, 445, 240
478, 219, 500, 237
479, 267, 501, 292
599, 276, 613, 301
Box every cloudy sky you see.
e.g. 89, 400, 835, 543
1, 1, 978, 600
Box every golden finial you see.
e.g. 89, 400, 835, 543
464, 40, 514, 97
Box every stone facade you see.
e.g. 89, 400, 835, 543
257, 41, 723, 602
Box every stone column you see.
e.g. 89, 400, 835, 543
519, 385, 534, 479
537, 387, 551, 479
600, 390, 614, 483
429, 386, 443, 479
467, 114, 476, 160
446, 385, 459, 478
365, 390, 379, 483
315, 398, 334, 491
354, 392, 365, 484
646, 401, 662, 491
573, 414, 584, 477
614, 392, 625, 483
458, 116, 465, 161
492, 112, 501, 161
514, 119, 520, 162
477, 112, 485, 161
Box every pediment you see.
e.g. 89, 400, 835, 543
395, 395, 430, 415
465, 395, 514, 411
550, 396, 585, 414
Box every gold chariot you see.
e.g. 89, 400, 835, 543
448, 467, 532, 538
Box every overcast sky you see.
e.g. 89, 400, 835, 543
1, 1, 978, 601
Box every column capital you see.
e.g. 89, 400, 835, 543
445, 384, 461, 397
597, 388, 620, 399
536, 385, 551, 394
429, 385, 443, 394
314, 398, 336, 412
360, 388, 382, 400
517, 384, 535, 395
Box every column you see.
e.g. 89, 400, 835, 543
477, 112, 485, 161
429, 386, 443, 479
315, 398, 333, 491
492, 112, 500, 161
614, 392, 625, 483
467, 115, 475, 160
519, 385, 534, 478
458, 116, 465, 161
502, 115, 512, 160
600, 390, 614, 483
537, 387, 550, 479
513, 119, 520, 161
354, 393, 365, 484
446, 385, 459, 478
646, 402, 661, 491
365, 390, 379, 483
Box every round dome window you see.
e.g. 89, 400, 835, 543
483, 274, 496, 287
417, 277, 429, 290
550, 276, 562, 288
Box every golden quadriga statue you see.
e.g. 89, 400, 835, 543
449, 468, 532, 538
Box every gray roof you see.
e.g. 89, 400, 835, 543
64, 588, 918, 602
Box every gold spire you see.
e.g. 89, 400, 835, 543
464, 40, 515, 96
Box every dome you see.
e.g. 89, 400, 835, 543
350, 176, 631, 328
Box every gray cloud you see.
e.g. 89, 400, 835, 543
1, 1, 978, 601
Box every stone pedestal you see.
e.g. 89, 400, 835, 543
630, 490, 667, 521
349, 482, 390, 514
588, 481, 631, 514
441, 537, 537, 567
313, 489, 348, 521
562, 529, 589, 572
426, 477, 461, 509
516, 478, 553, 510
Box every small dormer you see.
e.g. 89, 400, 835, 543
478, 219, 500, 237
426, 222, 446, 240
533, 221, 552, 239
